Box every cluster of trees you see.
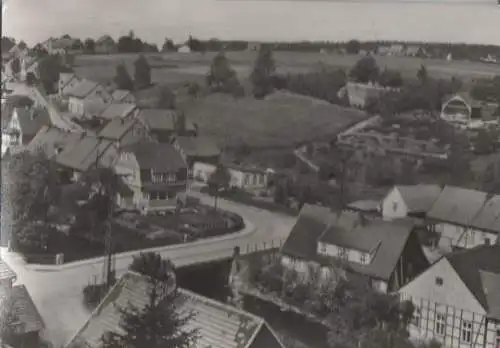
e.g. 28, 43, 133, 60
470, 76, 500, 103
349, 55, 403, 88
117, 31, 159, 53
246, 256, 441, 348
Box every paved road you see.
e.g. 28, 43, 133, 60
1, 193, 296, 347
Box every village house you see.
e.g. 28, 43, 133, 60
65, 271, 285, 348
338, 82, 399, 109
398, 245, 500, 348
65, 79, 111, 115
58, 73, 81, 96
381, 184, 443, 220
27, 125, 82, 159
111, 89, 136, 103
171, 135, 221, 177
377, 44, 404, 56
54, 134, 119, 182
0, 258, 45, 348
426, 186, 494, 251
136, 109, 197, 142
280, 204, 430, 293
94, 35, 117, 54
98, 117, 150, 148
440, 93, 500, 126
41, 37, 81, 55
1, 105, 51, 156
192, 162, 270, 191
115, 141, 188, 213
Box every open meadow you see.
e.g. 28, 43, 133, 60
179, 91, 368, 149
74, 51, 500, 90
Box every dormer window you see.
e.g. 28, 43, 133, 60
337, 247, 347, 260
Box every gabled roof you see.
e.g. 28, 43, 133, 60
394, 184, 443, 214
65, 79, 99, 99
427, 186, 488, 227
0, 258, 16, 281
27, 125, 82, 158
281, 204, 417, 281
66, 271, 284, 348
174, 136, 221, 158
55, 134, 116, 172
446, 245, 500, 320
82, 100, 110, 117
111, 89, 133, 102
14, 106, 51, 136
0, 284, 45, 334
121, 141, 186, 172
98, 118, 137, 141
99, 103, 136, 121
470, 195, 500, 234
137, 109, 195, 132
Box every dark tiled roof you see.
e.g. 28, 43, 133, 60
427, 186, 488, 227
0, 284, 45, 334
55, 135, 116, 172
66, 271, 282, 348
65, 80, 99, 99
122, 141, 186, 172
83, 100, 110, 117
99, 103, 136, 121
470, 195, 500, 234
111, 89, 133, 102
27, 125, 82, 158
0, 258, 16, 281
446, 245, 500, 320
15, 107, 51, 136
98, 118, 137, 141
395, 184, 443, 214
175, 136, 221, 158
137, 109, 195, 131
281, 204, 416, 281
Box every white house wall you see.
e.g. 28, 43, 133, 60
398, 258, 495, 348
381, 187, 409, 220
437, 223, 498, 250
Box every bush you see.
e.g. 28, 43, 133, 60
259, 261, 285, 293
82, 283, 107, 310
291, 282, 310, 305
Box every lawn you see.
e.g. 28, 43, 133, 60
180, 91, 368, 149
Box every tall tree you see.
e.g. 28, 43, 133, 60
207, 164, 231, 211
155, 85, 176, 109
114, 63, 134, 91
186, 35, 203, 52
38, 54, 67, 94
250, 44, 276, 99
134, 54, 151, 89
10, 57, 21, 75
161, 38, 175, 52
84, 38, 96, 54
206, 52, 242, 96
102, 253, 198, 348
349, 55, 380, 83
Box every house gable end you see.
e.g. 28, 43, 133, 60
382, 187, 409, 219
398, 258, 486, 315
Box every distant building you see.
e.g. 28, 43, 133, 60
65, 79, 112, 115
65, 271, 286, 348
41, 37, 81, 55
177, 45, 191, 53
98, 117, 150, 148
440, 92, 500, 126
171, 135, 221, 177
192, 162, 270, 191
136, 109, 197, 142
398, 245, 500, 348
381, 184, 443, 221
338, 81, 399, 109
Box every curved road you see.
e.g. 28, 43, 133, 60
1, 192, 296, 347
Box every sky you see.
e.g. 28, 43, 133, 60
3, 0, 500, 46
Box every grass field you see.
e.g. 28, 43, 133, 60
74, 51, 500, 90
180, 91, 368, 149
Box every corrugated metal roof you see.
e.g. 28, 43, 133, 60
0, 284, 45, 334
427, 186, 488, 227
66, 271, 278, 348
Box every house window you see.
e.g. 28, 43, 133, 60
167, 172, 176, 184
392, 201, 398, 211
338, 247, 347, 260
435, 277, 443, 286
360, 253, 368, 265
435, 312, 446, 336
485, 237, 491, 245
461, 320, 472, 343
319, 243, 327, 254
411, 309, 421, 328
